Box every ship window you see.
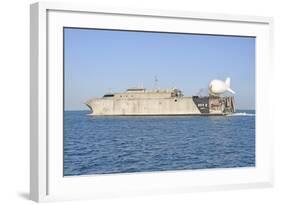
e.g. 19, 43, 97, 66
103, 94, 114, 97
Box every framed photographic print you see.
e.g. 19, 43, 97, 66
30, 2, 274, 202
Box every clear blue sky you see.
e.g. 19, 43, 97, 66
64, 28, 255, 110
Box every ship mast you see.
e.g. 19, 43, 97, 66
154, 75, 158, 90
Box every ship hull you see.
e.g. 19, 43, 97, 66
86, 96, 235, 116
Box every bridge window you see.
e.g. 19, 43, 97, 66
103, 94, 114, 97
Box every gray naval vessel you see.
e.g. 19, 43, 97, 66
86, 78, 235, 116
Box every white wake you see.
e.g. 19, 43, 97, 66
228, 112, 255, 117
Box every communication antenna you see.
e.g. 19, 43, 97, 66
108, 88, 112, 94
172, 81, 176, 89
154, 75, 158, 90
138, 82, 144, 89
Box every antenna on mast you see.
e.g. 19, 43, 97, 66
154, 75, 158, 90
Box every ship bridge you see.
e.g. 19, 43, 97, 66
126, 88, 146, 93
101, 87, 184, 99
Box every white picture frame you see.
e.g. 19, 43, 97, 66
30, 2, 274, 202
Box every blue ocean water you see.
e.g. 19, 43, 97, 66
63, 110, 255, 176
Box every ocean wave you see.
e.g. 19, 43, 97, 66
228, 112, 255, 117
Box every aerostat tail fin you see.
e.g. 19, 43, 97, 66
225, 77, 231, 87
227, 87, 235, 94
225, 77, 235, 94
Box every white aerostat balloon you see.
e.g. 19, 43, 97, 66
209, 77, 235, 95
